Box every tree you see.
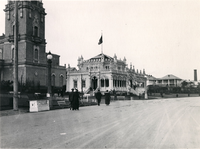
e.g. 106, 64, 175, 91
181, 81, 188, 88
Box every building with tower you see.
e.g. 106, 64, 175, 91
0, 1, 66, 90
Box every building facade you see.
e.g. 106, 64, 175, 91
0, 1, 66, 89
147, 74, 182, 87
67, 53, 147, 95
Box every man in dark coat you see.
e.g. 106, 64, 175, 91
69, 88, 74, 110
72, 89, 80, 110
95, 89, 102, 106
105, 90, 111, 106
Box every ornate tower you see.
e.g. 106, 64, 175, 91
4, 0, 46, 64
2, 0, 48, 85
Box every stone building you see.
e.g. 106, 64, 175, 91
67, 53, 147, 95
0, 1, 66, 90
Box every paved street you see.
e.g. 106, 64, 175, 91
1, 97, 200, 149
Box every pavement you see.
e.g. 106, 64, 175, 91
0, 97, 200, 148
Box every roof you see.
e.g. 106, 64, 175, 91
66, 67, 77, 72
158, 74, 182, 80
88, 53, 114, 61
147, 75, 157, 80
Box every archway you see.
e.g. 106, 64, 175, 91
92, 76, 98, 90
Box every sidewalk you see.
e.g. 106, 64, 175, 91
0, 107, 28, 117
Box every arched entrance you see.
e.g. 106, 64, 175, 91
92, 76, 98, 90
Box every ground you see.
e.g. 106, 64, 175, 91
0, 97, 200, 148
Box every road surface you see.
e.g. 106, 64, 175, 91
1, 97, 200, 148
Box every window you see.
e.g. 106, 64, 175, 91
59, 75, 64, 87
73, 80, 77, 88
20, 8, 23, 18
105, 79, 109, 87
0, 49, 2, 59
52, 75, 55, 86
41, 14, 43, 22
105, 66, 109, 70
82, 80, 86, 88
34, 49, 38, 62
34, 26, 38, 37
7, 11, 10, 20
101, 79, 104, 87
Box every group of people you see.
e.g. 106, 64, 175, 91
95, 89, 111, 106
69, 88, 80, 110
68, 89, 111, 110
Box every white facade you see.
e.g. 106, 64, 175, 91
67, 53, 147, 95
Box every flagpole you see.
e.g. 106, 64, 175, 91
101, 31, 103, 54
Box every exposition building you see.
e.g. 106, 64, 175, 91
67, 53, 147, 95
0, 1, 66, 90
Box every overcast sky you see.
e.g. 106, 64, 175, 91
0, 0, 200, 80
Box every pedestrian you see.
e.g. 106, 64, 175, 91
95, 89, 102, 106
69, 88, 74, 110
72, 89, 80, 110
113, 89, 117, 100
105, 90, 111, 106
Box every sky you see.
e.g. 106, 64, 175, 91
0, 0, 200, 81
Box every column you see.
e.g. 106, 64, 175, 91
110, 76, 113, 90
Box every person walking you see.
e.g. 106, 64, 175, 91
95, 89, 102, 106
72, 89, 80, 110
113, 89, 117, 101
69, 88, 74, 110
105, 90, 111, 106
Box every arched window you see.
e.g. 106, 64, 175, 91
73, 80, 77, 88
52, 74, 55, 87
105, 79, 109, 87
101, 79, 104, 87
34, 49, 38, 62
82, 80, 86, 88
59, 75, 64, 87
34, 26, 38, 37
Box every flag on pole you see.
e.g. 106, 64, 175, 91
98, 35, 103, 45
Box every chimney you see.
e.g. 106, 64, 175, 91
194, 69, 197, 81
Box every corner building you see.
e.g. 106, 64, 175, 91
0, 1, 66, 88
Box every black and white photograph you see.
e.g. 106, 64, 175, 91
0, 0, 200, 148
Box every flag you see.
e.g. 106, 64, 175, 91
98, 35, 103, 45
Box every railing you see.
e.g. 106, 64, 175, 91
83, 87, 90, 94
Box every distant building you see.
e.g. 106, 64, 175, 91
66, 53, 147, 95
147, 74, 182, 87
0, 1, 66, 89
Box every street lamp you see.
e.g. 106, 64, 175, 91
47, 51, 52, 107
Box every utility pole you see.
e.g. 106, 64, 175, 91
13, 1, 19, 110
81, 73, 83, 99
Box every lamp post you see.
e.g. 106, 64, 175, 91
47, 51, 53, 108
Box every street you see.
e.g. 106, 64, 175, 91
1, 97, 200, 148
